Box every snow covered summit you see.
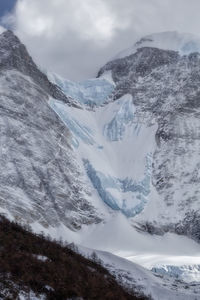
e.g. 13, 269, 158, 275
116, 31, 200, 59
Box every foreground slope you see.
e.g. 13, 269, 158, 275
1, 216, 199, 300
0, 216, 142, 300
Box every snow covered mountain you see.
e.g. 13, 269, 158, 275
1, 29, 200, 299
47, 31, 200, 243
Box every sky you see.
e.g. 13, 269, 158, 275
1, 0, 200, 80
0, 0, 16, 18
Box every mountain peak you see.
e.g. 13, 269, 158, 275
0, 30, 22, 61
0, 29, 21, 42
0, 30, 71, 104
116, 31, 200, 59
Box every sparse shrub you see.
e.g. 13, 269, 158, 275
0, 215, 145, 300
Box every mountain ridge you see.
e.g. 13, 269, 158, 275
0, 29, 102, 232
114, 31, 200, 60
0, 30, 72, 105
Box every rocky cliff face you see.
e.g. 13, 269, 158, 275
98, 41, 200, 241
0, 30, 101, 230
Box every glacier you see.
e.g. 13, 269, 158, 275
47, 72, 115, 106
103, 95, 136, 141
49, 99, 95, 146
152, 264, 200, 283
49, 90, 157, 218
86, 153, 152, 217
83, 154, 152, 217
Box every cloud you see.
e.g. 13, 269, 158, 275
11, 0, 121, 41
2, 0, 200, 80
0, 25, 6, 34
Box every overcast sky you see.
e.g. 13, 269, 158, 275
2, 0, 200, 80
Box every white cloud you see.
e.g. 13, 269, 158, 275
0, 25, 6, 34
2, 0, 200, 80
12, 0, 122, 41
